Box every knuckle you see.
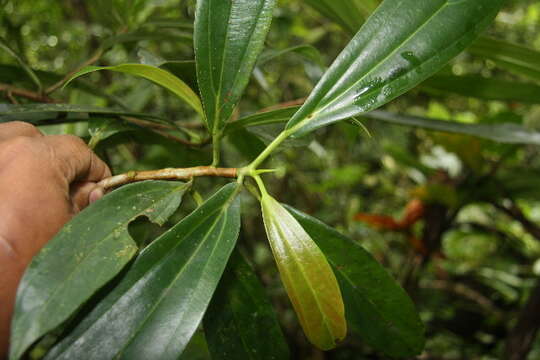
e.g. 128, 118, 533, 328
4, 136, 39, 153
9, 121, 43, 137
58, 134, 87, 150
0, 136, 47, 168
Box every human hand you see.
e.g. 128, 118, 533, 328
0, 121, 111, 359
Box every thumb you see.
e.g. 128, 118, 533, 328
70, 182, 105, 213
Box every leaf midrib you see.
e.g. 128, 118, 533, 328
299, 0, 450, 125
266, 206, 335, 343
162, 209, 232, 356
115, 202, 233, 358
319, 227, 421, 353
288, 207, 423, 353
27, 185, 185, 317
213, 0, 270, 131
14, 184, 187, 359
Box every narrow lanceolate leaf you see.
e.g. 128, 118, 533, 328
10, 181, 190, 360
64, 64, 203, 116
225, 106, 299, 133
421, 75, 540, 104
365, 110, 540, 146
194, 0, 277, 133
285, 205, 425, 357
204, 250, 290, 360
45, 183, 241, 360
286, 0, 505, 137
0, 104, 166, 124
469, 36, 540, 83
261, 194, 346, 350
226, 105, 540, 146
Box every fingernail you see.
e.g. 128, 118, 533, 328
89, 187, 104, 204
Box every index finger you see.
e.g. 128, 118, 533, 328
44, 135, 111, 183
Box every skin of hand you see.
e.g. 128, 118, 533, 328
0, 121, 111, 359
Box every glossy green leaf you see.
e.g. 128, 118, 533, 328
0, 37, 42, 92
285, 205, 425, 357
10, 181, 191, 360
365, 110, 540, 146
194, 0, 277, 133
421, 75, 540, 104
64, 64, 203, 116
305, 0, 378, 34
0, 104, 165, 124
286, 0, 505, 137
204, 250, 290, 360
261, 194, 346, 350
45, 183, 241, 360
469, 36, 540, 82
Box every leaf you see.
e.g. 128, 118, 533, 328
64, 64, 203, 116
160, 60, 198, 93
469, 36, 540, 82
286, 0, 505, 137
226, 105, 540, 146
226, 106, 300, 133
45, 183, 241, 360
0, 37, 42, 92
305, 0, 378, 34
9, 181, 191, 360
285, 205, 425, 357
0, 64, 129, 108
365, 110, 540, 146
258, 45, 325, 68
420, 74, 540, 104
194, 0, 277, 133
88, 118, 137, 149
204, 250, 290, 360
227, 127, 267, 162
0, 104, 166, 124
178, 331, 212, 360
495, 168, 540, 201
261, 194, 346, 350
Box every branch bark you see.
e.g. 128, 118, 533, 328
44, 47, 103, 95
99, 166, 238, 189
0, 83, 57, 103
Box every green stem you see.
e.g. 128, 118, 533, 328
253, 174, 269, 197
211, 131, 222, 167
244, 180, 261, 201
238, 117, 307, 182
246, 126, 295, 172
